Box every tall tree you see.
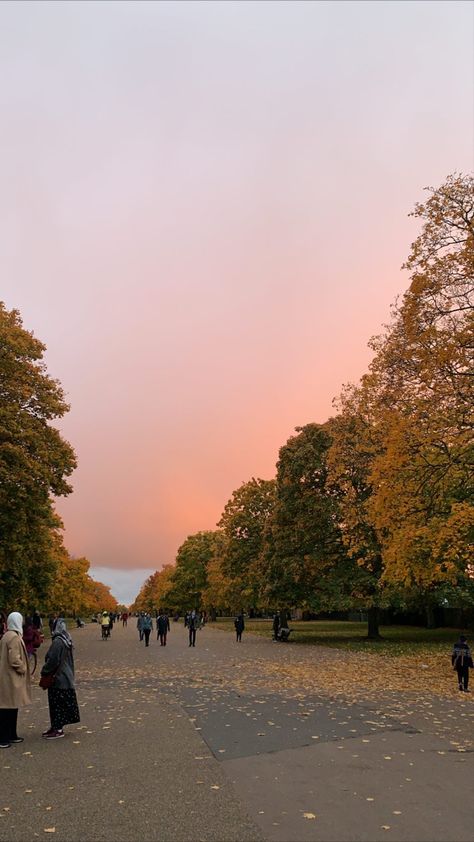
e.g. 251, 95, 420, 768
327, 382, 388, 637
166, 531, 218, 612
0, 303, 76, 608
258, 423, 349, 615
368, 173, 474, 594
217, 478, 276, 611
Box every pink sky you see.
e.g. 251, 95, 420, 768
1, 1, 473, 603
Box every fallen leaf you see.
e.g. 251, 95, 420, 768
303, 812, 317, 820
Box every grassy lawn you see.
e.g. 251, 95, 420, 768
213, 618, 463, 657
41, 617, 92, 638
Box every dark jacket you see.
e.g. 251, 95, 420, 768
234, 615, 245, 633
157, 615, 170, 633
41, 638, 76, 690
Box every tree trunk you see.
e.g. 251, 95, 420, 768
367, 606, 381, 639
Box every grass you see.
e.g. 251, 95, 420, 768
41, 617, 91, 638
213, 618, 463, 657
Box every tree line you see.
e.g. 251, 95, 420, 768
131, 173, 474, 637
0, 302, 117, 617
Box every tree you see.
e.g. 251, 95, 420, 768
0, 303, 76, 608
368, 174, 474, 594
258, 423, 349, 615
217, 478, 276, 611
130, 565, 175, 613
166, 531, 218, 612
202, 531, 235, 617
327, 382, 390, 638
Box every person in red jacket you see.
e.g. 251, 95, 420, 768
23, 617, 42, 669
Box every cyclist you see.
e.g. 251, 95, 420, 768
101, 612, 111, 640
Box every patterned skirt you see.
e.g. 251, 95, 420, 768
48, 687, 80, 730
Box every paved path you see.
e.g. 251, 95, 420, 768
1, 622, 473, 842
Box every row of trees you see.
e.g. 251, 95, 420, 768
0, 302, 117, 616
132, 173, 474, 636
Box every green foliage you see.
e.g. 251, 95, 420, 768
257, 423, 351, 611
0, 303, 76, 607
166, 531, 218, 612
217, 478, 275, 609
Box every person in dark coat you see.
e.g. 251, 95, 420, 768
234, 613, 245, 643
157, 612, 170, 646
188, 611, 198, 647
32, 610, 43, 632
272, 612, 280, 640
142, 614, 153, 647
452, 635, 473, 692
41, 618, 80, 739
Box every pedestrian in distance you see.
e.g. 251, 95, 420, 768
40, 618, 80, 740
234, 613, 245, 643
122, 612, 128, 627
101, 612, 111, 640
452, 635, 473, 692
188, 610, 198, 647
272, 612, 280, 641
142, 613, 153, 646
137, 613, 145, 641
0, 612, 32, 749
32, 610, 43, 632
157, 611, 170, 646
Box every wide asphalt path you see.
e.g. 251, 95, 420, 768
1, 621, 472, 842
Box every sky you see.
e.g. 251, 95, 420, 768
1, 1, 473, 605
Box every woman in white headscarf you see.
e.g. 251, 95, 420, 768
0, 612, 32, 749
40, 618, 80, 740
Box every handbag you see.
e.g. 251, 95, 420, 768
39, 672, 56, 690
39, 642, 67, 690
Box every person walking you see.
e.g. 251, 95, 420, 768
137, 613, 144, 641
452, 635, 473, 692
32, 610, 43, 632
142, 614, 153, 647
188, 610, 198, 647
122, 612, 128, 627
272, 612, 280, 641
234, 613, 245, 643
0, 612, 32, 749
157, 611, 170, 646
40, 618, 80, 740
23, 617, 42, 671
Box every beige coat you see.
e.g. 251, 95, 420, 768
0, 630, 32, 708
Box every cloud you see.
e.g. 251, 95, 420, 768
90, 567, 155, 605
